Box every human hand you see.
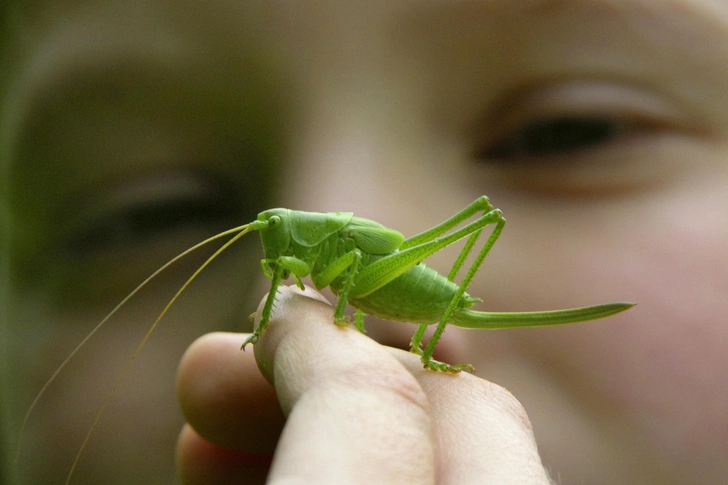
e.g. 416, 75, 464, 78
176, 285, 552, 485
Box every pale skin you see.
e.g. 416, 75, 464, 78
2, 1, 728, 484
177, 286, 553, 485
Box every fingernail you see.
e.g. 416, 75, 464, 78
286, 285, 331, 306
252, 285, 331, 326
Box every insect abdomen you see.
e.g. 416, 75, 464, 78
348, 263, 477, 324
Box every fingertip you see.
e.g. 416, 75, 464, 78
250, 285, 331, 328
177, 332, 284, 453
287, 285, 332, 305
252, 285, 336, 384
176, 332, 246, 428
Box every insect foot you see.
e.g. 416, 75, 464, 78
241, 334, 258, 351
410, 345, 424, 356
423, 358, 476, 374
334, 315, 351, 327
409, 335, 425, 356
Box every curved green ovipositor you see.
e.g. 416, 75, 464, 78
451, 302, 635, 329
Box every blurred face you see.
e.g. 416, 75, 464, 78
2, 1, 727, 484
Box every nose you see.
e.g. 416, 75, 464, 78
286, 93, 409, 219
280, 85, 438, 234
287, 120, 392, 213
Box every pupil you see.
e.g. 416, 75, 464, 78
67, 197, 235, 252
486, 117, 619, 159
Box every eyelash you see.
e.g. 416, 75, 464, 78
63, 176, 248, 255
468, 80, 694, 167
477, 115, 627, 161
66, 197, 235, 253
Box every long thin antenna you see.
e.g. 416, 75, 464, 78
15, 223, 255, 468
62, 222, 258, 484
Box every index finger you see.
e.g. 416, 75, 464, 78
252, 285, 437, 485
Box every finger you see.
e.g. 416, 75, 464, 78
392, 349, 553, 485
176, 331, 285, 453
253, 285, 437, 485
176, 424, 270, 485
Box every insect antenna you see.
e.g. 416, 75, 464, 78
14, 221, 261, 483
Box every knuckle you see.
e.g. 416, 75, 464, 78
483, 380, 536, 435
331, 359, 432, 418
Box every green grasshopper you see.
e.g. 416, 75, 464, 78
18, 195, 633, 483
237, 196, 632, 372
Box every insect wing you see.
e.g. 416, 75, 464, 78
349, 226, 404, 254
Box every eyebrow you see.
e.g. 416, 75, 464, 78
521, 0, 728, 50
413, 0, 728, 48
397, 0, 728, 99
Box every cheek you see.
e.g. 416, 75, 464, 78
618, 184, 728, 403
605, 222, 728, 408
477, 185, 728, 468
583, 206, 728, 472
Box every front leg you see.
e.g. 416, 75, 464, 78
312, 249, 363, 324
242, 256, 310, 350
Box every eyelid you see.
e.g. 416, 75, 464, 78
467, 81, 710, 195
62, 172, 239, 253
476, 81, 697, 155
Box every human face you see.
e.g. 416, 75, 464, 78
3, 1, 727, 484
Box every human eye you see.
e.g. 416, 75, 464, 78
65, 173, 243, 254
472, 82, 698, 194
481, 116, 626, 160
45, 171, 259, 302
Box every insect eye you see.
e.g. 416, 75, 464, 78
267, 215, 281, 228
